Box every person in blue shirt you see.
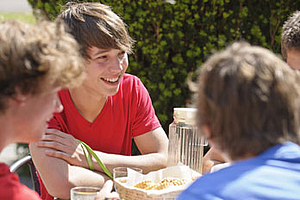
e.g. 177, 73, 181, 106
177, 42, 300, 200
202, 10, 300, 175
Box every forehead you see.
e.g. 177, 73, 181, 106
35, 81, 61, 95
87, 46, 122, 57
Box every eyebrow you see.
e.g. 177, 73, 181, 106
90, 49, 111, 58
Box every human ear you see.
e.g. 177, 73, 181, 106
13, 87, 29, 106
201, 125, 211, 140
201, 125, 216, 148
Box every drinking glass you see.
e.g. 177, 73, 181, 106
70, 186, 100, 200
113, 167, 142, 191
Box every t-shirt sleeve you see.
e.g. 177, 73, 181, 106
13, 184, 41, 200
131, 77, 161, 137
0, 165, 41, 200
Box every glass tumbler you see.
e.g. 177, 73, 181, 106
113, 167, 142, 192
70, 186, 100, 200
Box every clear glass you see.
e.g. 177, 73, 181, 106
70, 186, 100, 200
113, 167, 142, 191
167, 108, 207, 174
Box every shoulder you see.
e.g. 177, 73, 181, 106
179, 161, 255, 198
120, 74, 147, 94
122, 73, 143, 86
0, 164, 40, 199
13, 185, 41, 200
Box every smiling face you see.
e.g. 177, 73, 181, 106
82, 47, 128, 97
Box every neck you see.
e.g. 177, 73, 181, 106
0, 112, 15, 153
69, 87, 107, 123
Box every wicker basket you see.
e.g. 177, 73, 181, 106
114, 165, 197, 200
115, 178, 190, 200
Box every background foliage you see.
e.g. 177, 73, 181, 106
0, 13, 36, 24
27, 0, 300, 134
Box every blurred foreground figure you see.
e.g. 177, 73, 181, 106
0, 19, 85, 199
178, 42, 300, 200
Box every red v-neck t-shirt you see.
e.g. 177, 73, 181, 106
48, 73, 161, 155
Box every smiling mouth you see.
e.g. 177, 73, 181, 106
101, 77, 119, 83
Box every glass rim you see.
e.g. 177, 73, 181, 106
113, 166, 142, 172
71, 186, 100, 192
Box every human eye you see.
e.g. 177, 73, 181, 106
97, 55, 107, 60
95, 55, 108, 63
118, 51, 126, 59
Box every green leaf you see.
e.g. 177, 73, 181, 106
80, 143, 94, 170
77, 140, 113, 179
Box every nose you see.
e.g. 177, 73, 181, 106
109, 55, 126, 72
54, 97, 63, 113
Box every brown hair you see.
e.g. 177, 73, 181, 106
57, 2, 134, 59
195, 42, 300, 160
0, 19, 85, 113
281, 11, 300, 61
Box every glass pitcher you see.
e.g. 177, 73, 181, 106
167, 108, 207, 173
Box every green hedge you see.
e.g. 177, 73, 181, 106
27, 0, 300, 133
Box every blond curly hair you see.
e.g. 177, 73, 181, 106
0, 19, 86, 112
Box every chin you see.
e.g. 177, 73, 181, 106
32, 133, 44, 142
33, 127, 47, 141
106, 87, 120, 96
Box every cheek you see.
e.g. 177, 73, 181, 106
89, 63, 106, 75
122, 54, 129, 69
39, 102, 55, 117
288, 60, 300, 70
44, 97, 59, 115
287, 51, 300, 70
122, 59, 128, 70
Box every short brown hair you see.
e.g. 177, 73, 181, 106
281, 11, 300, 61
58, 2, 134, 59
0, 19, 85, 113
196, 42, 300, 160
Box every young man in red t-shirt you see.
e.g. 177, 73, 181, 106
0, 19, 85, 199
30, 2, 169, 200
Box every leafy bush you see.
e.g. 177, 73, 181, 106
27, 0, 300, 133
0, 13, 36, 24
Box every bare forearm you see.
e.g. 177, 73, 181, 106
92, 151, 168, 174
55, 166, 108, 199
81, 128, 168, 174
29, 144, 108, 199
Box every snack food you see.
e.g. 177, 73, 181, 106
134, 178, 188, 190
133, 180, 154, 190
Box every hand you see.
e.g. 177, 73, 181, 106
36, 129, 89, 168
202, 159, 215, 174
190, 169, 202, 181
95, 180, 120, 200
202, 146, 226, 174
